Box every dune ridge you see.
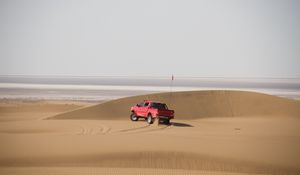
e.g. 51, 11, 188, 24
50, 90, 300, 120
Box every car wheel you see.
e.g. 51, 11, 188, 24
147, 114, 153, 124
130, 112, 138, 121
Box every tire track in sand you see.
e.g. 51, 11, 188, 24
77, 124, 111, 135
116, 123, 172, 135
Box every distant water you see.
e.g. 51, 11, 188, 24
0, 75, 300, 101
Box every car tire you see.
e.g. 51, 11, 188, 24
130, 112, 138, 121
147, 114, 153, 124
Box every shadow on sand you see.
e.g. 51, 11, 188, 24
171, 122, 193, 127
135, 118, 193, 127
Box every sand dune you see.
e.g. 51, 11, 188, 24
1, 117, 300, 174
1, 90, 300, 175
0, 100, 89, 122
50, 90, 300, 120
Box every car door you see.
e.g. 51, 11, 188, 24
140, 102, 150, 117
135, 102, 144, 116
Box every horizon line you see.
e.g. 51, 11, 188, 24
0, 74, 300, 79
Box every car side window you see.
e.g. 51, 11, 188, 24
144, 102, 149, 107
164, 104, 168, 109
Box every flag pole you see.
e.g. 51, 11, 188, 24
169, 74, 174, 108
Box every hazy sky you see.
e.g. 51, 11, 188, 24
0, 0, 300, 77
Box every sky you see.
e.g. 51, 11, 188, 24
0, 0, 300, 78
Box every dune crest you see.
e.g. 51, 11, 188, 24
50, 90, 300, 120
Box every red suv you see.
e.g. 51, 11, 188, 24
130, 100, 174, 124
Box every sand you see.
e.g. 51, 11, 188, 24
0, 90, 300, 175
50, 90, 300, 120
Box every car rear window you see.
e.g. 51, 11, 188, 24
151, 103, 168, 109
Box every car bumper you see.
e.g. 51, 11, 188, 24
157, 116, 174, 119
